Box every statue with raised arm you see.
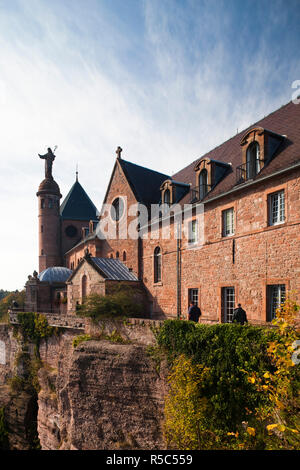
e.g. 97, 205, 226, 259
38, 147, 56, 179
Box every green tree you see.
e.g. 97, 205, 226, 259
0, 290, 25, 322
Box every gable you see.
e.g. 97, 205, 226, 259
103, 158, 170, 209
102, 159, 138, 207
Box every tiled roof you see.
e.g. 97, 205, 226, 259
91, 257, 138, 281
119, 159, 170, 207
60, 180, 99, 221
172, 101, 300, 204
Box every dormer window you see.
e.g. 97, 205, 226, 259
160, 180, 173, 206
199, 169, 208, 199
246, 141, 261, 179
163, 189, 171, 205
237, 126, 284, 184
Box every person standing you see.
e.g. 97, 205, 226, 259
188, 301, 201, 322
232, 303, 248, 325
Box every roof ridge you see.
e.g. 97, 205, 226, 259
120, 158, 170, 178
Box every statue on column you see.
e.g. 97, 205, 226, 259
38, 146, 57, 179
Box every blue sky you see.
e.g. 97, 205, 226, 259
0, 0, 299, 290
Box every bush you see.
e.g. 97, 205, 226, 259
72, 334, 92, 348
157, 300, 300, 450
79, 286, 144, 320
158, 320, 274, 432
16, 312, 57, 347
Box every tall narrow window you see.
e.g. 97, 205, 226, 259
246, 142, 260, 179
82, 275, 87, 301
267, 284, 286, 321
116, 251, 119, 259
188, 288, 199, 307
123, 251, 127, 261
222, 287, 235, 323
154, 247, 162, 283
41, 199, 45, 209
164, 189, 171, 205
48, 198, 53, 209
111, 197, 124, 221
188, 219, 198, 244
222, 208, 235, 236
269, 190, 285, 226
199, 169, 208, 199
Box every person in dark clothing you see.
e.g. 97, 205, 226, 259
188, 301, 201, 322
232, 304, 248, 325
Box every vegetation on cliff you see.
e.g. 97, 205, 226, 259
156, 297, 300, 450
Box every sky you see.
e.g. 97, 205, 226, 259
0, 0, 299, 290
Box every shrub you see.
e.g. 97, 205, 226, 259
72, 334, 92, 348
16, 312, 57, 348
158, 298, 300, 450
79, 286, 143, 320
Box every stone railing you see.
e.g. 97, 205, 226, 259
9, 310, 86, 330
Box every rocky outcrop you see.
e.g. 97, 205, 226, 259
1, 320, 168, 450
38, 339, 166, 450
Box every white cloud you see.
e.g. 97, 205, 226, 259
0, 0, 299, 289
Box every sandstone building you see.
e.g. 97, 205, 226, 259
27, 100, 300, 324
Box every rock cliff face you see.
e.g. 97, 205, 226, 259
0, 321, 167, 450
37, 334, 167, 450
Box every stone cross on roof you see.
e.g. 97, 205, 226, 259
116, 146, 122, 159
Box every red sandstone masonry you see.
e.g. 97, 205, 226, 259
142, 169, 300, 322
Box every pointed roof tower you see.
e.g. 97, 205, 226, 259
60, 179, 99, 221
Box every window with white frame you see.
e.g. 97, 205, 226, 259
188, 288, 199, 306
222, 287, 235, 323
188, 219, 198, 244
269, 190, 285, 226
267, 284, 286, 321
222, 208, 235, 236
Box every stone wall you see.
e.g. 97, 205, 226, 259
142, 170, 300, 322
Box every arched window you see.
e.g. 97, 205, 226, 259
111, 197, 124, 221
163, 189, 171, 205
110, 253, 113, 258
199, 169, 208, 199
123, 251, 126, 261
154, 246, 162, 283
116, 251, 119, 259
48, 198, 53, 209
41, 199, 45, 209
246, 142, 260, 179
82, 275, 87, 301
